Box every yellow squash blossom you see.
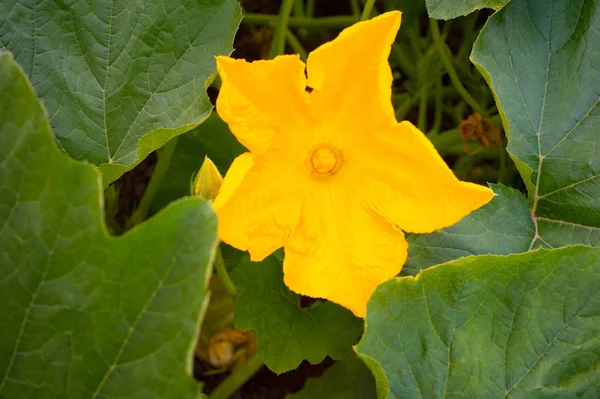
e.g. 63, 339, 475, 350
212, 11, 494, 317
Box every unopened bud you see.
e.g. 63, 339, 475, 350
192, 156, 223, 201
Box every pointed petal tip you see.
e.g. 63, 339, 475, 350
365, 10, 402, 34
215, 55, 233, 64
451, 181, 497, 222
283, 274, 369, 317
373, 10, 402, 24
215, 55, 238, 75
248, 250, 266, 263
468, 181, 497, 202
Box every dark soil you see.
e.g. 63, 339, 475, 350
197, 357, 335, 398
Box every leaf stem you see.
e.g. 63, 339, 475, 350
350, 0, 361, 17
214, 245, 237, 297
392, 43, 416, 78
269, 0, 295, 58
126, 137, 178, 229
305, 0, 315, 17
208, 355, 264, 399
498, 146, 508, 184
286, 29, 307, 61
243, 14, 357, 29
292, 0, 304, 17
431, 78, 443, 134
430, 19, 487, 116
360, 0, 376, 20
395, 95, 417, 121
417, 83, 428, 132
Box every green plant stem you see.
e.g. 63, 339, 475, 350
243, 13, 357, 29
395, 95, 417, 121
457, 13, 477, 61
417, 83, 428, 132
498, 146, 508, 184
430, 19, 487, 116
286, 29, 307, 60
292, 0, 308, 37
126, 137, 178, 230
214, 245, 237, 297
406, 23, 423, 59
209, 355, 264, 399
292, 0, 304, 17
269, 0, 295, 58
350, 0, 361, 17
360, 0, 376, 20
305, 0, 315, 17
431, 78, 443, 134
391, 43, 416, 78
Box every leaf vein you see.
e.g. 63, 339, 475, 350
90, 239, 186, 398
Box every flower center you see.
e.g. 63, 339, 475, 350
310, 146, 340, 176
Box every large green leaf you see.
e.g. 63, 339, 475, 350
404, 184, 534, 276
150, 113, 246, 215
0, 0, 241, 183
0, 52, 217, 398
426, 0, 509, 19
356, 246, 600, 398
471, 0, 600, 249
288, 352, 377, 399
231, 255, 363, 374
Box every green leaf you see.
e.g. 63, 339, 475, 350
231, 255, 363, 374
0, 52, 218, 398
0, 0, 241, 183
403, 184, 535, 276
471, 0, 600, 248
150, 113, 246, 215
288, 352, 377, 399
356, 246, 600, 398
426, 0, 509, 19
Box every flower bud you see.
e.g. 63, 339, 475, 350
192, 156, 223, 201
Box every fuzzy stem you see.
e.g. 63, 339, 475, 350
286, 29, 307, 60
430, 19, 487, 116
360, 0, 376, 20
431, 78, 443, 134
269, 0, 295, 58
305, 0, 315, 17
213, 245, 237, 298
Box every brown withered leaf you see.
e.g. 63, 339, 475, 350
459, 112, 504, 154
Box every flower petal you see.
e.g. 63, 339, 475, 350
356, 121, 495, 234
216, 55, 310, 155
214, 150, 307, 262
283, 184, 407, 317
213, 152, 255, 209
306, 11, 401, 128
